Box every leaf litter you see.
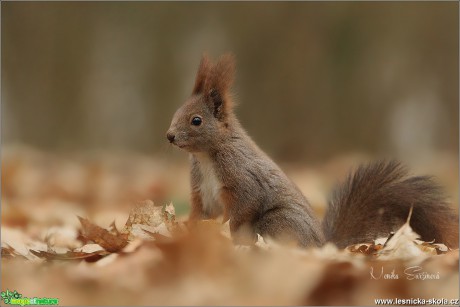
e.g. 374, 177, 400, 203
1, 149, 458, 306
3, 199, 457, 305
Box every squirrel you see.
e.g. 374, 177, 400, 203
166, 53, 459, 249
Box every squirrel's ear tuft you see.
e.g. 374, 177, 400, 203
209, 53, 235, 95
192, 54, 211, 94
205, 53, 236, 120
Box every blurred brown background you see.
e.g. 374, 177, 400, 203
2, 2, 458, 159
1, 2, 459, 211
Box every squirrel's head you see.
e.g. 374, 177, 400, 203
166, 54, 236, 153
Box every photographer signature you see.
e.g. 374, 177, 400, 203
370, 266, 440, 280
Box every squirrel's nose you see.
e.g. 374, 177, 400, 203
166, 132, 175, 143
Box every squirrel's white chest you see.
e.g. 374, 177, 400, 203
196, 155, 223, 215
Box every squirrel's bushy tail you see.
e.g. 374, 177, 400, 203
323, 160, 459, 249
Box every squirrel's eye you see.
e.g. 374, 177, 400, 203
191, 116, 202, 126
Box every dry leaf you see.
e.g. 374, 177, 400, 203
347, 243, 383, 255
377, 208, 427, 262
164, 202, 175, 216
221, 220, 231, 239
108, 219, 120, 235
255, 234, 270, 250
78, 216, 128, 252
1, 246, 28, 260
29, 249, 109, 261
122, 200, 164, 240
124, 200, 163, 228
75, 243, 105, 253
2, 148, 458, 306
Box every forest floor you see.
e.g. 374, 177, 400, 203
1, 146, 459, 305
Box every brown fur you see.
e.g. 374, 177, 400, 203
323, 160, 459, 248
167, 53, 459, 248
192, 54, 211, 94
189, 190, 204, 220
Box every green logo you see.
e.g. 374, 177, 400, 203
1, 290, 59, 306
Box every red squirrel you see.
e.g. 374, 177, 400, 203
166, 54, 459, 248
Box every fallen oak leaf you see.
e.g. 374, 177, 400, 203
1, 226, 48, 260
377, 207, 427, 263
78, 216, 128, 252
129, 223, 171, 240
431, 243, 449, 255
141, 228, 171, 241
346, 242, 382, 255
75, 243, 105, 253
415, 241, 450, 255
221, 220, 231, 239
163, 203, 180, 234
108, 219, 120, 236
1, 245, 28, 260
122, 200, 164, 240
122, 200, 181, 240
164, 202, 175, 217
29, 249, 109, 262
123, 200, 163, 229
